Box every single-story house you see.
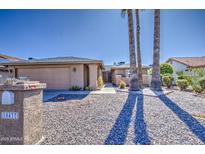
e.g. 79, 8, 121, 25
102, 62, 150, 86
1, 56, 103, 90
0, 54, 23, 83
166, 56, 205, 73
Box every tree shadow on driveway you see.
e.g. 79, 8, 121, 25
104, 93, 150, 145
157, 93, 205, 144
134, 94, 150, 145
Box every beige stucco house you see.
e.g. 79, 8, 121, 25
2, 56, 103, 90
103, 62, 150, 86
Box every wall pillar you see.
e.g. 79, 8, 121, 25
88, 64, 98, 89
0, 81, 46, 144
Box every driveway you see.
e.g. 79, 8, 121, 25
41, 90, 205, 144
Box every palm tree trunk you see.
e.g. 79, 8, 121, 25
127, 9, 139, 91
135, 9, 143, 88
151, 9, 161, 91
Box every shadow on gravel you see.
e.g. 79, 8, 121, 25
44, 94, 89, 103
157, 93, 205, 144
105, 93, 150, 145
134, 94, 150, 145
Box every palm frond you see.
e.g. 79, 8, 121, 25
121, 9, 127, 18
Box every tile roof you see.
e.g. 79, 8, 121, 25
1, 56, 103, 65
0, 53, 23, 61
167, 56, 205, 68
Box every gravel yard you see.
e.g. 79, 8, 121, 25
42, 90, 205, 145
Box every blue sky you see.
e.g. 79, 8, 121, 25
0, 9, 205, 65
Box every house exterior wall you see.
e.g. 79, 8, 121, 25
9, 64, 86, 89
70, 64, 84, 88
169, 60, 188, 72
7, 63, 101, 90
17, 67, 71, 89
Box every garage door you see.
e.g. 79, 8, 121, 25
17, 68, 70, 89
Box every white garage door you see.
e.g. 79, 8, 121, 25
18, 68, 70, 89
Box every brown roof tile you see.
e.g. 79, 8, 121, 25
167, 56, 205, 68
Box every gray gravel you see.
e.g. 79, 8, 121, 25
41, 91, 205, 145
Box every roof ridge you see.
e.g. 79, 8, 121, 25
33, 56, 100, 61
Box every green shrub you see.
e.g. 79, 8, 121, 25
160, 63, 174, 75
178, 74, 193, 85
176, 71, 183, 76
69, 86, 82, 91
97, 76, 104, 88
119, 80, 126, 89
184, 76, 193, 85
198, 77, 205, 90
162, 75, 172, 88
177, 74, 185, 80
177, 79, 189, 91
84, 86, 93, 91
192, 84, 203, 93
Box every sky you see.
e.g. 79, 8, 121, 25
0, 9, 205, 65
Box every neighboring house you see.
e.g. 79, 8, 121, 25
102, 65, 112, 83
167, 56, 205, 73
0, 53, 23, 83
103, 62, 150, 86
1, 56, 103, 90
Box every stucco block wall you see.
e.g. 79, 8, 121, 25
112, 68, 149, 86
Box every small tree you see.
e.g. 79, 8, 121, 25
160, 63, 173, 75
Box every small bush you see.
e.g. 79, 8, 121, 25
192, 85, 203, 93
69, 86, 81, 91
177, 79, 189, 91
198, 77, 205, 90
119, 80, 126, 89
160, 63, 174, 75
162, 75, 172, 88
97, 76, 104, 88
84, 86, 93, 91
176, 71, 183, 76
178, 74, 193, 85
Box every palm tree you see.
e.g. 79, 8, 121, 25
121, 9, 139, 91
151, 9, 161, 90
135, 9, 143, 88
